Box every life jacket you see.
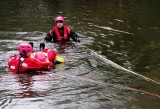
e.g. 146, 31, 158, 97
53, 25, 71, 41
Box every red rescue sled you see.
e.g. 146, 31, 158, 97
8, 43, 57, 73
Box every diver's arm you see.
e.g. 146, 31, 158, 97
70, 29, 80, 43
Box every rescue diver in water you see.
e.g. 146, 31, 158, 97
44, 16, 80, 43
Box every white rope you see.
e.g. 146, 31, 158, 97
81, 45, 160, 85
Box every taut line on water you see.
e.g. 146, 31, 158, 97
80, 44, 160, 85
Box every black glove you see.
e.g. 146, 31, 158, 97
29, 42, 34, 47
77, 39, 80, 43
40, 43, 45, 51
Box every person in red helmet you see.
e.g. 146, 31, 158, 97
18, 43, 34, 57
44, 16, 80, 43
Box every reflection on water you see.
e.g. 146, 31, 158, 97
0, 0, 160, 109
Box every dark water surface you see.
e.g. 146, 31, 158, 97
0, 0, 160, 109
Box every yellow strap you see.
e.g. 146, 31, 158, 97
55, 56, 65, 63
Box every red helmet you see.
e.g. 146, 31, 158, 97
55, 16, 64, 23
18, 43, 33, 55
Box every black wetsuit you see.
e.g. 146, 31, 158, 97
44, 26, 80, 43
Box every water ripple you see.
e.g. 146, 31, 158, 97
94, 25, 133, 35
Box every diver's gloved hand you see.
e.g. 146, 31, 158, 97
77, 39, 81, 43
29, 42, 34, 47
40, 43, 45, 51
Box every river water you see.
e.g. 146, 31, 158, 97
0, 0, 160, 109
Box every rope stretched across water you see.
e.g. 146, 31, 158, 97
80, 44, 160, 85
